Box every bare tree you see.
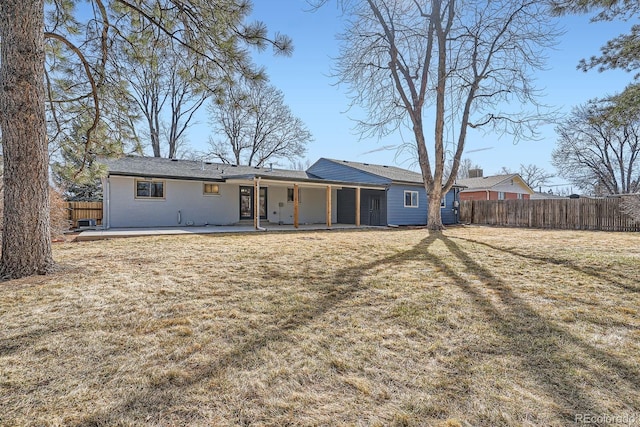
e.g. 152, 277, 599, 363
519, 164, 555, 190
501, 164, 554, 189
113, 18, 211, 159
315, 0, 559, 229
444, 158, 479, 180
290, 159, 312, 171
208, 80, 312, 166
552, 95, 640, 195
621, 194, 640, 223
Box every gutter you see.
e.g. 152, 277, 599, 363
105, 176, 110, 229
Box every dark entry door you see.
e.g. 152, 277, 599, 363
239, 186, 267, 220
368, 195, 381, 225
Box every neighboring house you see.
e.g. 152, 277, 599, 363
456, 169, 534, 201
530, 191, 567, 200
100, 156, 462, 229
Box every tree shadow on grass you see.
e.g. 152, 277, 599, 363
70, 231, 639, 425
455, 236, 640, 294
427, 233, 640, 420
72, 237, 437, 425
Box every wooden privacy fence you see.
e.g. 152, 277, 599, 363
459, 198, 640, 232
67, 201, 103, 228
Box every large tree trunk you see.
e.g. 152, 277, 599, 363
0, 0, 55, 280
427, 188, 445, 231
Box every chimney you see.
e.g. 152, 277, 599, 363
469, 168, 483, 178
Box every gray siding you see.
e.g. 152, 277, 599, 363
266, 185, 337, 225
106, 176, 338, 228
107, 176, 239, 227
308, 159, 391, 185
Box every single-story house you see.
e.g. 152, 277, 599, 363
530, 191, 568, 200
456, 169, 534, 201
100, 156, 462, 229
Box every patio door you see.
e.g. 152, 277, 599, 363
239, 186, 267, 220
368, 195, 381, 226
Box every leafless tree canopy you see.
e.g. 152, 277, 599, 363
553, 97, 640, 195
501, 164, 555, 189
315, 0, 559, 228
208, 81, 311, 167
445, 158, 480, 180
621, 194, 640, 223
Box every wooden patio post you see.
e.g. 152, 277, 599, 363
293, 183, 299, 229
355, 187, 361, 227
326, 185, 332, 228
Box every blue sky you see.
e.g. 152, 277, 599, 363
188, 1, 636, 191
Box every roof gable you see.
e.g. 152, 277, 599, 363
310, 158, 425, 185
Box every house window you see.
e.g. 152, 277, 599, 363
203, 183, 220, 195
517, 193, 523, 200
404, 191, 419, 208
440, 196, 446, 208
136, 179, 164, 199
287, 187, 301, 203
498, 192, 505, 200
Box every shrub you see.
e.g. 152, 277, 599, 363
621, 194, 640, 224
0, 186, 72, 240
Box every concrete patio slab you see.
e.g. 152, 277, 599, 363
75, 223, 376, 241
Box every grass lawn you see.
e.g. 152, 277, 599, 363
1, 226, 639, 426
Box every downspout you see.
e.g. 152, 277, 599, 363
255, 177, 266, 231
486, 190, 490, 200
104, 176, 110, 229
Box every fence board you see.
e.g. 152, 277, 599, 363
459, 198, 639, 232
67, 201, 103, 227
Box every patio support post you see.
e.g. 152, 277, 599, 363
355, 187, 361, 227
326, 185, 332, 228
293, 183, 299, 228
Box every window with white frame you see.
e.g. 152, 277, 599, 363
517, 193, 523, 200
498, 192, 505, 200
135, 179, 164, 199
203, 183, 220, 195
287, 187, 301, 203
404, 190, 419, 207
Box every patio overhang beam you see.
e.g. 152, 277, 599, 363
254, 178, 386, 191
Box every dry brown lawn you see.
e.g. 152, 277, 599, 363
1, 226, 639, 426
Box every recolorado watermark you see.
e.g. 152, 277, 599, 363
575, 413, 639, 425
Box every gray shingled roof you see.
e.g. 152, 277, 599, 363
101, 156, 394, 186
102, 155, 467, 188
101, 156, 320, 181
456, 174, 522, 191
321, 158, 425, 184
